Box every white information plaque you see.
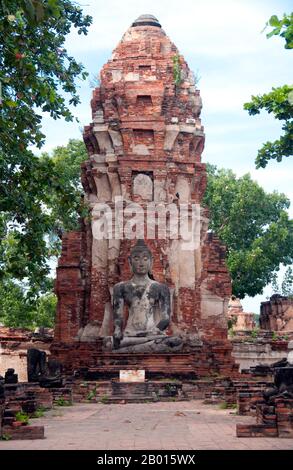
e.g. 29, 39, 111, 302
119, 370, 145, 382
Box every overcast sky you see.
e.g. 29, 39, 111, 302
41, 0, 292, 313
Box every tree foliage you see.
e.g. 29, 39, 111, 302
0, 139, 87, 327
204, 164, 293, 298
0, 139, 87, 292
244, 85, 293, 168
271, 267, 293, 298
40, 139, 88, 236
0, 0, 91, 289
244, 13, 293, 168
282, 266, 293, 297
0, 277, 57, 328
0, 0, 92, 153
264, 13, 293, 49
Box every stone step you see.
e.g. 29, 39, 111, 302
3, 408, 18, 417
83, 366, 197, 380
99, 395, 157, 404
2, 416, 15, 426
96, 395, 188, 404
2, 424, 45, 440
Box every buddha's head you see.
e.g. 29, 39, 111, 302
129, 239, 153, 276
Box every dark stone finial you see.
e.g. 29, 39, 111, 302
132, 14, 161, 28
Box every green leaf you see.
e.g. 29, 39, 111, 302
5, 100, 18, 107
269, 15, 280, 27
267, 28, 281, 39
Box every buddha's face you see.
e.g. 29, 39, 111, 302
130, 250, 152, 276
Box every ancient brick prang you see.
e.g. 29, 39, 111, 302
227, 296, 256, 332
53, 14, 233, 374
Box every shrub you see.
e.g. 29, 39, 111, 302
55, 397, 72, 407
15, 411, 30, 425
100, 395, 109, 404
87, 387, 98, 401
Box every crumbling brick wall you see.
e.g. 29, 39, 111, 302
260, 295, 293, 332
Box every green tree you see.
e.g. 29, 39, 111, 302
0, 277, 56, 328
264, 13, 293, 49
204, 164, 293, 298
42, 139, 88, 234
270, 266, 293, 298
0, 1, 91, 288
0, 0, 92, 154
0, 139, 87, 292
271, 271, 280, 294
0, 138, 87, 328
244, 13, 293, 168
281, 266, 293, 297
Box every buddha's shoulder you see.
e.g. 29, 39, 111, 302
113, 281, 133, 293
149, 281, 169, 294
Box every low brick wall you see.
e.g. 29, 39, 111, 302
231, 337, 289, 372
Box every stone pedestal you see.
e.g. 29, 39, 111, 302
51, 339, 238, 380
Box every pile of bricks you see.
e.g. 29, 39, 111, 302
275, 398, 293, 437
237, 397, 293, 438
1, 383, 49, 440
237, 387, 269, 416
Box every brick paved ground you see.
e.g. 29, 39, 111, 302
1, 400, 292, 450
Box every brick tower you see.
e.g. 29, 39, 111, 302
52, 15, 236, 377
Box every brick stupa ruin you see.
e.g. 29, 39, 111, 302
52, 14, 238, 378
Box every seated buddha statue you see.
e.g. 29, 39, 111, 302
111, 239, 182, 353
